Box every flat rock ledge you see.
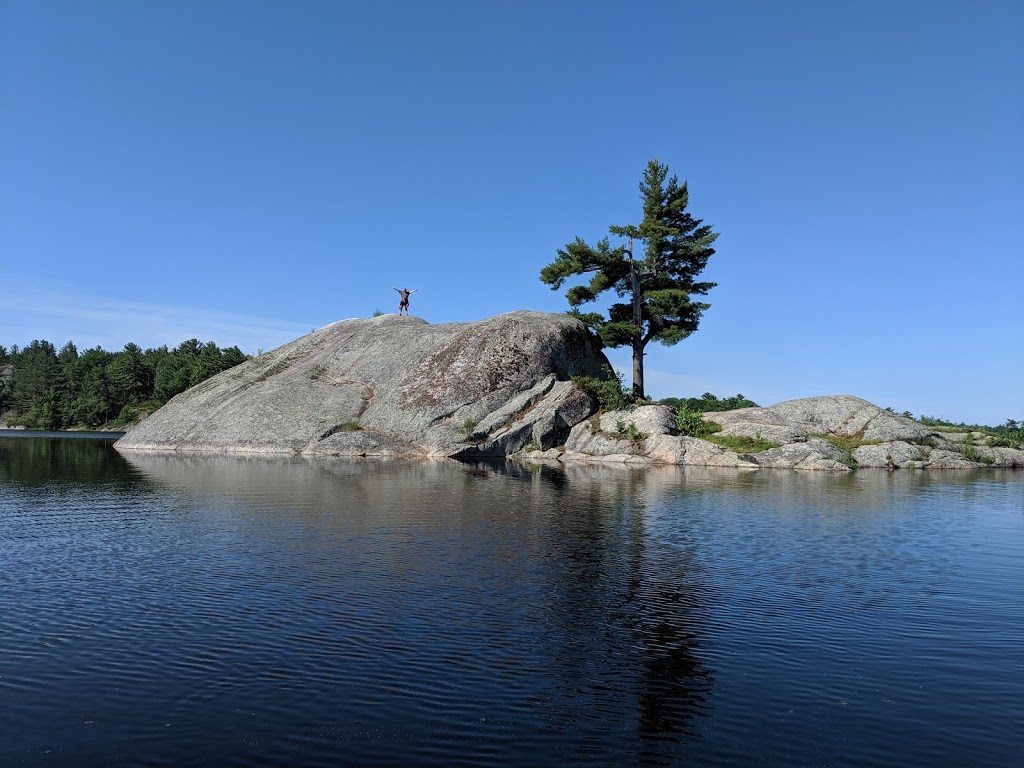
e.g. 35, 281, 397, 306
514, 396, 1024, 471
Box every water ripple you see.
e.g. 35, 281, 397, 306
1, 443, 1022, 766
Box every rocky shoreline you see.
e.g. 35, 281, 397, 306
114, 311, 1022, 471
516, 397, 1024, 471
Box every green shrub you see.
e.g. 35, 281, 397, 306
675, 407, 721, 438
571, 366, 634, 411
2, 411, 30, 428
989, 435, 1023, 449
625, 422, 647, 443
461, 418, 479, 435
110, 405, 139, 428
837, 450, 859, 469
960, 442, 994, 464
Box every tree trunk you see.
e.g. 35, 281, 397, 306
632, 338, 644, 398
629, 254, 644, 398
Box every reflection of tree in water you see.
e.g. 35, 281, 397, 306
526, 463, 715, 753
620, 472, 714, 745
629, 535, 712, 743
0, 435, 142, 490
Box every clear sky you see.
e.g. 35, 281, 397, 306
2, 0, 1021, 425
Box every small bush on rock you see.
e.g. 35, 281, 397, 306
571, 366, 635, 411
675, 407, 721, 438
626, 422, 647, 443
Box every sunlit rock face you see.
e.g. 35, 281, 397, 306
116, 311, 608, 458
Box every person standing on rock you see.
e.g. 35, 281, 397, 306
393, 287, 417, 316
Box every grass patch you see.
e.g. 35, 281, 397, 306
810, 432, 876, 468
705, 434, 782, 453
812, 432, 878, 452
318, 420, 361, 440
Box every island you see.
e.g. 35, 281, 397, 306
115, 311, 1024, 471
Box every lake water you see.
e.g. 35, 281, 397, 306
1, 433, 1022, 767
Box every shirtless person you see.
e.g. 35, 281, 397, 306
393, 287, 417, 316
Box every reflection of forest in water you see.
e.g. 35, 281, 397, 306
0, 434, 137, 489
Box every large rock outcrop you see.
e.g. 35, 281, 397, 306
116, 311, 607, 458
703, 395, 934, 443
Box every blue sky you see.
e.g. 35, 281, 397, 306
2, 0, 1021, 424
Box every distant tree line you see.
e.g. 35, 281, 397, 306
659, 392, 759, 413
906, 412, 1023, 447
0, 339, 248, 430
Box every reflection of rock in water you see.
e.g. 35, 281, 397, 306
112, 452, 1020, 757
123, 453, 718, 746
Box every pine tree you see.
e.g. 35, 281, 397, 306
540, 160, 718, 397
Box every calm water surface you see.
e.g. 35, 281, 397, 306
1, 434, 1022, 766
